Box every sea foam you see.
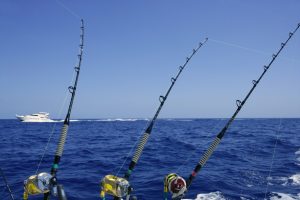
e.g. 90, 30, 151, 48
192, 191, 226, 200
289, 174, 300, 186
270, 192, 300, 200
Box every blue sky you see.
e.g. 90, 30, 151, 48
0, 0, 299, 119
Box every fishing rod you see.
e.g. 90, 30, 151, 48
0, 168, 15, 200
100, 38, 208, 200
163, 23, 300, 200
23, 19, 84, 200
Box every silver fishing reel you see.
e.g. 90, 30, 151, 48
24, 172, 52, 195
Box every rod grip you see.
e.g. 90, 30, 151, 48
55, 124, 69, 157
132, 132, 150, 163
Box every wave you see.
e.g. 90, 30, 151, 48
69, 119, 81, 122
268, 174, 300, 186
95, 118, 148, 122
162, 118, 195, 122
265, 176, 288, 186
270, 192, 300, 200
175, 119, 197, 122
50, 120, 62, 122
234, 118, 248, 121
183, 191, 226, 200
47, 119, 79, 122
289, 174, 300, 186
56, 119, 147, 122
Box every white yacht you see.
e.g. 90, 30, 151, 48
16, 112, 54, 122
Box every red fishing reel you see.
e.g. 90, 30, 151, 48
164, 173, 187, 199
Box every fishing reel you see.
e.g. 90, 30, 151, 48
100, 175, 132, 199
164, 173, 187, 200
23, 172, 52, 198
23, 172, 67, 200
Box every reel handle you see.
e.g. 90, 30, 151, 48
57, 184, 67, 200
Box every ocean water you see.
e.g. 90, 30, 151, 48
0, 118, 299, 200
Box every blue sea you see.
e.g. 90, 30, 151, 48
0, 118, 299, 200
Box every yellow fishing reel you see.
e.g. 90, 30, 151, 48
164, 173, 187, 200
23, 172, 52, 199
100, 175, 131, 199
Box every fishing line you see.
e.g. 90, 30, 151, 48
0, 168, 14, 200
115, 127, 148, 177
210, 38, 300, 64
115, 116, 186, 177
35, 70, 76, 175
210, 38, 272, 56
175, 119, 224, 174
55, 0, 81, 20
238, 120, 265, 198
108, 120, 142, 176
264, 118, 282, 199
